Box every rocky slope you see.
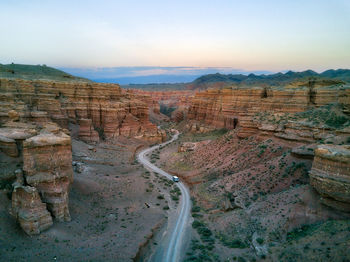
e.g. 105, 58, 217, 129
153, 80, 350, 261
157, 127, 350, 261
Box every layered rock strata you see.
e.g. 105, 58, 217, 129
187, 85, 350, 140
0, 114, 73, 234
11, 185, 53, 235
309, 145, 350, 212
0, 78, 165, 143
23, 130, 73, 221
127, 90, 194, 108
126, 90, 194, 121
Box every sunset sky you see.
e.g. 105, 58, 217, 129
1, 0, 350, 72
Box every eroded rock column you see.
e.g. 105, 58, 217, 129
23, 131, 73, 221
309, 145, 350, 212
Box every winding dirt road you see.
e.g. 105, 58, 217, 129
137, 130, 191, 262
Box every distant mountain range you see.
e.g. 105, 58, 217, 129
1, 64, 349, 91
59, 66, 272, 85
187, 69, 350, 90
94, 75, 200, 85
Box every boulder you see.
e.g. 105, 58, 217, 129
11, 185, 53, 235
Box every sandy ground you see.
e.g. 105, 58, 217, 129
0, 136, 179, 262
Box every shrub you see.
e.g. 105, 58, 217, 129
191, 206, 201, 213
192, 220, 204, 229
256, 237, 264, 244
171, 195, 179, 201
217, 232, 249, 249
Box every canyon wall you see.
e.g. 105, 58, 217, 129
127, 90, 194, 119
127, 90, 194, 108
185, 82, 350, 212
0, 78, 166, 235
0, 78, 165, 143
187, 84, 350, 140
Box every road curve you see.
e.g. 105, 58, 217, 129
137, 130, 191, 262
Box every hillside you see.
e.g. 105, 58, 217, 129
187, 69, 350, 90
0, 63, 91, 82
119, 69, 350, 91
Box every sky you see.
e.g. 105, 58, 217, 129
1, 0, 350, 74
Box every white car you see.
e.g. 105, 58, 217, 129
172, 176, 179, 182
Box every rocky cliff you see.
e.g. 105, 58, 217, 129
0, 78, 165, 143
187, 82, 350, 141
126, 90, 194, 107
0, 114, 73, 234
0, 77, 165, 235
309, 145, 350, 212
126, 89, 194, 121
183, 81, 350, 214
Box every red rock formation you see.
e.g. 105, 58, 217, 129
309, 145, 350, 212
126, 90, 194, 122
78, 118, 99, 143
0, 111, 74, 233
171, 108, 185, 122
0, 135, 18, 157
0, 77, 169, 235
23, 130, 73, 221
187, 85, 350, 140
127, 90, 194, 108
0, 78, 164, 143
11, 185, 53, 235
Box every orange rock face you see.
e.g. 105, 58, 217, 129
126, 90, 194, 120
187, 85, 350, 140
0, 116, 73, 234
11, 185, 53, 235
309, 145, 350, 212
0, 78, 164, 143
0, 77, 167, 234
23, 131, 73, 221
127, 90, 194, 107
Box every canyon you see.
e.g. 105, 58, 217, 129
146, 79, 350, 261
0, 77, 165, 236
1, 65, 350, 262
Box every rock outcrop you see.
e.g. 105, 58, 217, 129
0, 111, 73, 234
0, 78, 165, 143
23, 130, 73, 221
309, 145, 350, 212
178, 142, 197, 152
0, 76, 169, 235
127, 90, 194, 108
11, 185, 53, 235
126, 89, 194, 121
187, 84, 350, 141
